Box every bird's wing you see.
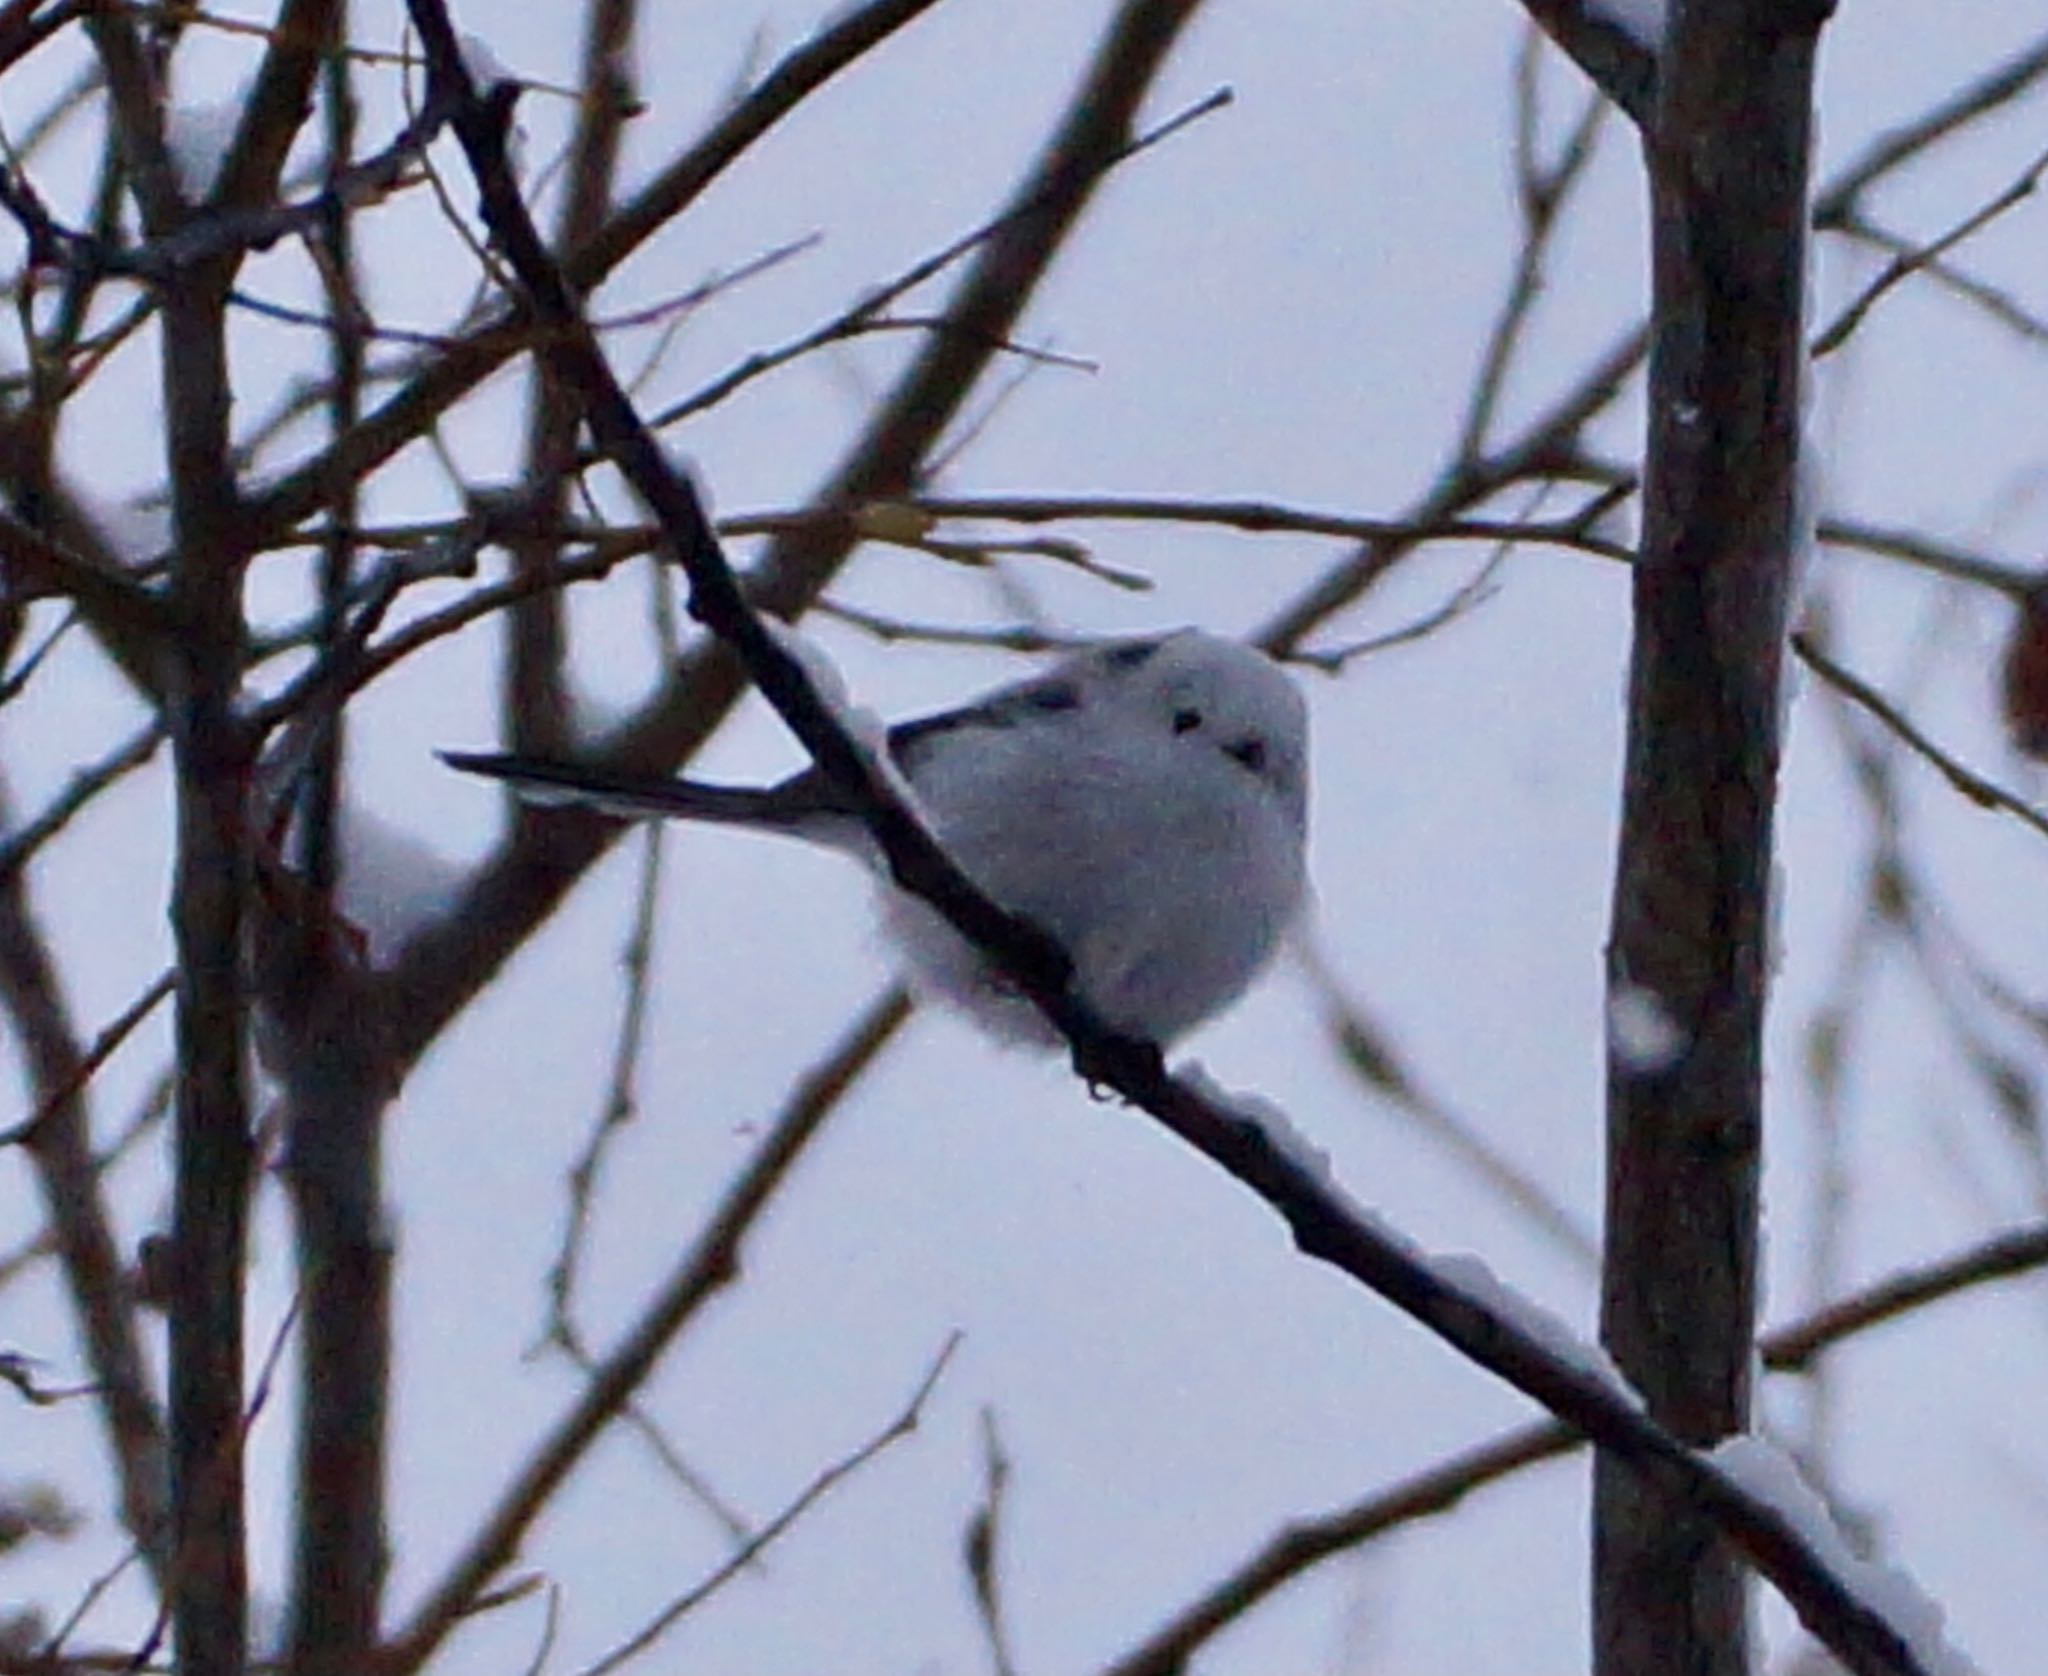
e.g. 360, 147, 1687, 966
882, 672, 1087, 776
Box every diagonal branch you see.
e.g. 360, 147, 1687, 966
378, 986, 912, 1676
372, 0, 1218, 1074
0, 783, 168, 1582
207, 0, 342, 218
1103, 1215, 2048, 1676
234, 0, 957, 550
413, 32, 1945, 1673
572, 1335, 960, 1676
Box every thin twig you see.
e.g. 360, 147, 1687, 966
964, 1408, 1017, 1676
1793, 630, 2048, 844
1826, 211, 2048, 345
640, 88, 1233, 438
539, 824, 665, 1349
234, 0, 962, 549
35, 1545, 144, 1668
0, 720, 165, 888
1457, 44, 1607, 460
904, 492, 1633, 562
0, 607, 78, 705
811, 603, 1091, 655
1819, 517, 2035, 597
1812, 30, 2048, 226
1812, 142, 2048, 357
2, 970, 174, 1148
517, 1586, 562, 1676
379, 987, 913, 1676
573, 1334, 963, 1676
0, 1075, 171, 1294
1292, 517, 1525, 671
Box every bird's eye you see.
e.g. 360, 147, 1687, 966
1171, 707, 1203, 734
1226, 736, 1267, 773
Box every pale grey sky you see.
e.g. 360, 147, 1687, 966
5, 4, 2046, 1674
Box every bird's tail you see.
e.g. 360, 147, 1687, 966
440, 750, 822, 830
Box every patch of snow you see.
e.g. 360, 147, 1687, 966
336, 802, 469, 967
166, 93, 244, 200
1428, 1251, 1644, 1408
1608, 980, 1687, 1073
450, 33, 526, 174
762, 615, 915, 813
1768, 858, 1787, 982
763, 614, 851, 717
1710, 1436, 1981, 1676
1589, 0, 1665, 48
456, 31, 512, 91
104, 499, 170, 567
1180, 1062, 1333, 1188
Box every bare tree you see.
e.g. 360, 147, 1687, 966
2, 4, 2045, 1676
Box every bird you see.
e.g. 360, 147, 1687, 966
443, 628, 1309, 1047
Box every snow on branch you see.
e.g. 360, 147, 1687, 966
1711, 1439, 1978, 1676
1513, 0, 1659, 125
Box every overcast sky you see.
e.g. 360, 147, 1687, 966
5, 4, 2047, 1674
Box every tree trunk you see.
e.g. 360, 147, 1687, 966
1596, 5, 1829, 1674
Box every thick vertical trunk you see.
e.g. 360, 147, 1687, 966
1596, 6, 1828, 1675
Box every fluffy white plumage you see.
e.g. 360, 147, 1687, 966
444, 629, 1309, 1046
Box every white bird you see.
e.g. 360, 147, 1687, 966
443, 628, 1309, 1047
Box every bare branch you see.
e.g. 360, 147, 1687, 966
235, 0, 959, 548
1458, 45, 1609, 460
1825, 210, 2048, 345
1103, 1214, 2048, 1676
152, 70, 262, 1671
1254, 319, 1649, 655
905, 491, 1634, 563
1812, 141, 2048, 357
640, 87, 1228, 440
379, 987, 912, 1676
0, 507, 167, 647
1813, 29, 2048, 225
206, 0, 341, 219
1793, 629, 2048, 844
1819, 517, 2034, 596
538, 824, 663, 1352
0, 781, 168, 1575
3, 969, 172, 1150
572, 1334, 962, 1676
964, 1409, 1018, 1676
0, 720, 165, 888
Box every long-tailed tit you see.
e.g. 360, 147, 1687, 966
443, 629, 1308, 1047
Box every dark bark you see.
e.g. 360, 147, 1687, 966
280, 22, 390, 1675
1596, 5, 1827, 1675
161, 269, 256, 1676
